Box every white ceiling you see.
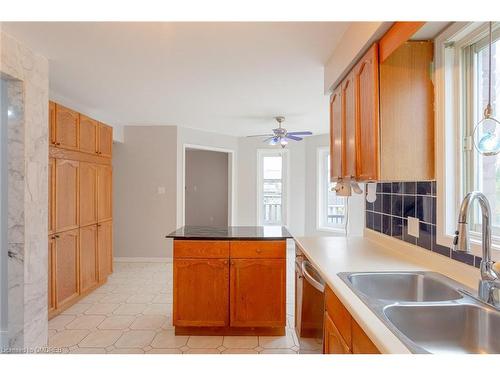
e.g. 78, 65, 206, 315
2, 22, 349, 136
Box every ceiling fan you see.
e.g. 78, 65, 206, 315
246, 116, 313, 148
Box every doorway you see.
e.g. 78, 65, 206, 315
183, 146, 234, 226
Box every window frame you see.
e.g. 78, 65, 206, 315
316, 147, 346, 233
256, 148, 289, 227
436, 22, 500, 260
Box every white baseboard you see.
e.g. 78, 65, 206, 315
114, 257, 172, 263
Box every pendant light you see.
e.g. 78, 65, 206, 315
473, 22, 500, 156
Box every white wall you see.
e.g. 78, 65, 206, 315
114, 126, 177, 259
237, 137, 306, 237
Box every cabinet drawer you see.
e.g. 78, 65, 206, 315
325, 285, 352, 347
174, 240, 229, 259
230, 241, 285, 259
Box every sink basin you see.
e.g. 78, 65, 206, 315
346, 272, 462, 302
384, 303, 500, 354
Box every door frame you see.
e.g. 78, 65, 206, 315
181, 143, 236, 227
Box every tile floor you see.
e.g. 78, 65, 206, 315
48, 247, 321, 354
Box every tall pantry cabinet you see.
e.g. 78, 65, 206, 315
48, 101, 113, 319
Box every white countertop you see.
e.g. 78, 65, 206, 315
294, 230, 480, 354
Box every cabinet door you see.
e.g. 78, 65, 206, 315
80, 225, 98, 293
97, 165, 112, 222
330, 86, 343, 182
173, 258, 229, 327
55, 104, 79, 150
79, 162, 98, 226
352, 320, 380, 354
49, 101, 56, 146
55, 159, 79, 232
230, 259, 286, 327
355, 43, 380, 181
324, 312, 351, 354
98, 123, 113, 158
342, 72, 357, 179
49, 158, 55, 234
97, 220, 113, 281
48, 235, 56, 314
55, 229, 79, 308
79, 115, 98, 154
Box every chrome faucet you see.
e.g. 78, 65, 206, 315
453, 191, 500, 308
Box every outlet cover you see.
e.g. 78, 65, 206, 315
407, 217, 420, 238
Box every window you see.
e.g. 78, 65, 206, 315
317, 147, 345, 230
257, 150, 288, 226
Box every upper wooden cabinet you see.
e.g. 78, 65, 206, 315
49, 101, 56, 145
54, 159, 79, 232
54, 104, 79, 150
330, 86, 343, 181
329, 40, 434, 182
355, 44, 380, 181
98, 123, 113, 158
97, 165, 113, 222
79, 115, 98, 154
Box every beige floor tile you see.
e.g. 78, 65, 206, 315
70, 347, 106, 354
222, 336, 259, 349
221, 349, 259, 354
187, 336, 223, 349
79, 330, 123, 348
151, 331, 189, 349
183, 348, 221, 354
298, 338, 322, 351
66, 315, 106, 330
260, 349, 297, 354
99, 293, 131, 303
142, 304, 169, 315
49, 330, 90, 348
60, 303, 92, 315
259, 332, 295, 349
48, 314, 76, 330
84, 303, 119, 315
147, 348, 182, 354
98, 315, 135, 330
130, 315, 166, 330
108, 348, 145, 354
79, 293, 103, 303
115, 330, 156, 348
113, 303, 147, 315
127, 294, 155, 303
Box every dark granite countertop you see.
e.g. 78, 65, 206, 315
166, 226, 292, 240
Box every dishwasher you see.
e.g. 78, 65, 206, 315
295, 248, 325, 354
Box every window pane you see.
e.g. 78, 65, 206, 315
263, 156, 282, 179
262, 155, 283, 225
324, 154, 345, 227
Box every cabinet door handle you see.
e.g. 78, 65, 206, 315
54, 234, 60, 238
255, 249, 262, 254
55, 142, 61, 146
51, 235, 56, 240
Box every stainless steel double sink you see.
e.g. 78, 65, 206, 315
338, 271, 500, 354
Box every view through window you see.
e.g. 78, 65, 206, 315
262, 155, 283, 225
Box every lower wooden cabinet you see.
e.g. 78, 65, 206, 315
323, 285, 380, 354
173, 258, 229, 327
229, 258, 286, 327
97, 220, 113, 281
54, 229, 79, 309
80, 225, 98, 294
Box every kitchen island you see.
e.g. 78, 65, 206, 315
166, 226, 292, 336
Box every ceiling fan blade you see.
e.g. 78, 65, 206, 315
286, 131, 313, 136
285, 135, 303, 141
246, 133, 274, 138
265, 137, 279, 145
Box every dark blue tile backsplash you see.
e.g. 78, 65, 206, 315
365, 181, 482, 268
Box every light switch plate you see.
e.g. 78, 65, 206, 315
407, 217, 420, 238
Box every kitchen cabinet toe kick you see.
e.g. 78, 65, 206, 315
175, 326, 285, 336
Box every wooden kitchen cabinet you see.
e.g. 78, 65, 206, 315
54, 104, 79, 150
49, 101, 56, 146
97, 164, 112, 222
55, 159, 79, 232
98, 123, 113, 158
324, 311, 351, 354
79, 115, 98, 154
352, 320, 380, 354
173, 258, 229, 327
48, 235, 56, 315
97, 220, 113, 281
229, 258, 286, 327
342, 71, 356, 180
80, 224, 98, 294
49, 157, 55, 234
330, 85, 343, 181
79, 162, 98, 226
54, 229, 79, 309
355, 43, 380, 181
